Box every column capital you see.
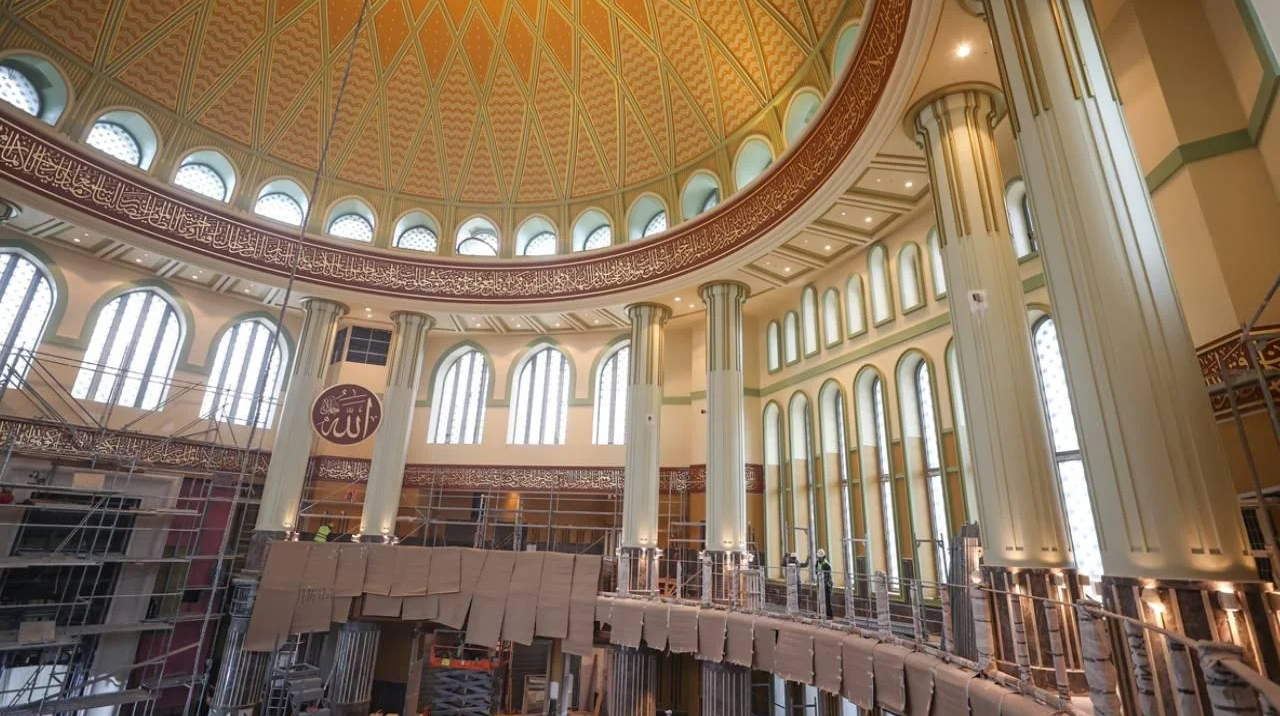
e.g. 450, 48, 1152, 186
624, 302, 672, 324
389, 310, 435, 331
905, 81, 1006, 140
697, 280, 751, 303
300, 296, 349, 319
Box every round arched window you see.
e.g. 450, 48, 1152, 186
0, 65, 40, 117
254, 192, 305, 226
174, 163, 228, 201
457, 230, 499, 256
583, 225, 612, 251
328, 213, 374, 242
396, 226, 438, 252
86, 121, 142, 166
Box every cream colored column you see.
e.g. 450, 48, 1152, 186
979, 0, 1254, 581
359, 311, 434, 540
255, 297, 347, 533
620, 303, 671, 549
909, 85, 1071, 571
700, 281, 750, 553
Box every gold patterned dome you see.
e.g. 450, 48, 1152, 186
4, 0, 861, 217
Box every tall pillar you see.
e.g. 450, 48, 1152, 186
975, 0, 1254, 583
329, 621, 381, 716
618, 303, 670, 593
700, 281, 751, 553
359, 311, 434, 541
700, 660, 751, 716
975, 0, 1277, 679
255, 297, 346, 535
207, 579, 270, 716
908, 86, 1072, 573
609, 646, 657, 716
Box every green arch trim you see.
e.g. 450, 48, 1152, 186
48, 277, 199, 373
417, 339, 497, 409
585, 332, 631, 400
501, 337, 581, 408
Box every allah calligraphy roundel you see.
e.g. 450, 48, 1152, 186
311, 384, 383, 445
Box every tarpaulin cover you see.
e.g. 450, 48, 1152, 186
437, 549, 487, 629
873, 643, 911, 713
362, 594, 403, 618
290, 543, 338, 633
564, 555, 601, 656
427, 547, 462, 594
610, 599, 644, 648
465, 551, 516, 647
932, 664, 974, 716
753, 620, 779, 672
841, 634, 876, 708
501, 552, 544, 645
535, 552, 575, 638
642, 602, 669, 651
333, 544, 368, 597
244, 542, 308, 651
814, 628, 844, 695
774, 624, 815, 684
697, 610, 728, 662
968, 676, 1009, 716
904, 652, 942, 716
666, 605, 698, 654
390, 546, 431, 597
363, 545, 397, 596
725, 613, 755, 667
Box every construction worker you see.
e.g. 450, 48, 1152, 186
313, 524, 332, 543
815, 548, 833, 618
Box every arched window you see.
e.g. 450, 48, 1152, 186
174, 163, 227, 201
868, 245, 893, 324
0, 64, 40, 116
945, 342, 974, 516
593, 342, 630, 445
766, 321, 782, 372
833, 23, 862, 77
396, 225, 438, 252
701, 189, 720, 213
508, 345, 571, 445
801, 287, 819, 356
201, 319, 287, 427
520, 231, 557, 256
822, 288, 842, 348
429, 348, 490, 444
763, 402, 787, 566
0, 251, 55, 386
642, 211, 667, 238
583, 225, 612, 251
254, 192, 305, 226
1006, 179, 1037, 258
87, 121, 141, 166
846, 276, 866, 336
914, 362, 948, 577
871, 376, 899, 584
927, 228, 946, 297
783, 312, 800, 364
1022, 195, 1038, 253
457, 230, 498, 256
734, 137, 773, 190
788, 392, 817, 564
898, 243, 924, 311
328, 213, 374, 242
72, 288, 183, 410
1031, 316, 1102, 586
785, 91, 822, 146
819, 382, 854, 579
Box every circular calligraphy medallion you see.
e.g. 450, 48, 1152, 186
311, 384, 383, 445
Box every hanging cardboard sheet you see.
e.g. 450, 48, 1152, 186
428, 547, 462, 594
595, 597, 613, 625
609, 599, 645, 648
697, 610, 727, 662
390, 546, 431, 597
968, 677, 1009, 716
363, 545, 398, 596
564, 555, 601, 656
331, 596, 353, 623
873, 643, 911, 714
402, 596, 436, 621
465, 551, 516, 647
774, 624, 815, 684
437, 549, 487, 629
501, 552, 544, 645
725, 613, 755, 667
334, 544, 369, 597
932, 664, 973, 716
363, 594, 404, 618
1002, 691, 1059, 716
666, 605, 698, 654
904, 652, 942, 716
642, 602, 669, 651
814, 628, 844, 695
290, 543, 339, 633
752, 620, 779, 672
841, 634, 876, 708
535, 552, 575, 638
243, 542, 310, 651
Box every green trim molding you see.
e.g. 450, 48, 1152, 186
1146, 0, 1278, 193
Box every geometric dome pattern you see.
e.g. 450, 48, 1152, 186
13, 0, 857, 208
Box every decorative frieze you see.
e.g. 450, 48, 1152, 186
1196, 326, 1280, 417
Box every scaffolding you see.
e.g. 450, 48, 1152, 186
0, 349, 265, 716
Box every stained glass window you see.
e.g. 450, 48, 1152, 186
642, 211, 667, 237
430, 349, 489, 444
329, 213, 373, 242
396, 226, 438, 252
0, 65, 40, 117
174, 163, 228, 202
583, 225, 612, 251
1032, 316, 1102, 589
0, 252, 54, 387
201, 319, 287, 427
521, 231, 557, 256
871, 376, 900, 584
255, 192, 304, 226
73, 289, 182, 410
457, 230, 499, 257
86, 121, 141, 166
508, 346, 570, 445
593, 343, 630, 445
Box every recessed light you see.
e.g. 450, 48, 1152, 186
824, 245, 831, 251
134, 258, 142, 263
514, 323, 521, 328
865, 216, 874, 223
783, 266, 791, 273
593, 319, 600, 324
905, 181, 914, 188
554, 322, 561, 327
364, 307, 371, 311
191, 274, 199, 279
875, 178, 881, 183
840, 211, 847, 216
243, 288, 251, 293
674, 297, 682, 302
956, 42, 972, 58
72, 237, 81, 243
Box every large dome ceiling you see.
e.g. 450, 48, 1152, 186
8, 0, 857, 209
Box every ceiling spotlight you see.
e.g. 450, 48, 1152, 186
72, 237, 81, 243
674, 297, 683, 302
364, 307, 371, 311
905, 181, 914, 188
191, 274, 199, 279
593, 319, 600, 324
783, 266, 791, 273
514, 323, 522, 328
840, 211, 847, 216
554, 322, 561, 327
823, 245, 831, 251
243, 288, 251, 293
956, 42, 972, 58
864, 216, 874, 223
134, 257, 142, 263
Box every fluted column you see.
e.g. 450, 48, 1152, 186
700, 281, 750, 553
909, 85, 1071, 572
609, 646, 657, 716
620, 303, 671, 550
255, 297, 346, 534
329, 621, 381, 716
700, 661, 751, 716
976, 0, 1253, 583
359, 311, 434, 540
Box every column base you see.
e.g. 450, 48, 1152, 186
209, 579, 271, 716
616, 546, 661, 596
703, 550, 761, 610
980, 566, 1086, 695
609, 646, 657, 716
701, 660, 751, 716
